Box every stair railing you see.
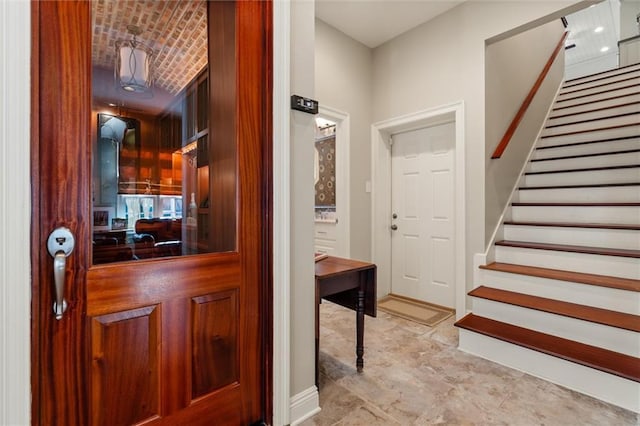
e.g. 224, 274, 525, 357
491, 31, 569, 159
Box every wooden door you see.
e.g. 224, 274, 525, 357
31, 1, 272, 425
390, 122, 455, 307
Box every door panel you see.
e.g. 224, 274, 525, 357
390, 122, 455, 308
31, 1, 272, 425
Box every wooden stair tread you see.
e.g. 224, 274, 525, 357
519, 182, 640, 190
454, 313, 640, 382
525, 164, 639, 175
480, 262, 640, 292
555, 83, 640, 104
545, 111, 640, 130
503, 221, 640, 231
495, 240, 640, 258
560, 76, 640, 96
529, 149, 640, 162
553, 91, 640, 112
469, 286, 640, 332
536, 134, 640, 150
512, 201, 640, 206
549, 101, 640, 120
563, 63, 640, 85
540, 122, 639, 139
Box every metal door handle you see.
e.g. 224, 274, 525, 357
390, 224, 398, 231
47, 227, 75, 320
52, 252, 68, 320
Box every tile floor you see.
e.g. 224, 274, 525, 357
301, 301, 638, 426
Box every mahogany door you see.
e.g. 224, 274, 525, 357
31, 1, 272, 425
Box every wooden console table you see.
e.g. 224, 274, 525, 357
315, 256, 377, 386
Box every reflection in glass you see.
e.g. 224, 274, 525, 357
91, 0, 236, 265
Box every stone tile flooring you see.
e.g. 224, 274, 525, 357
301, 301, 638, 426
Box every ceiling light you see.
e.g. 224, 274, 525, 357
600, 46, 609, 52
594, 26, 604, 33
115, 25, 154, 94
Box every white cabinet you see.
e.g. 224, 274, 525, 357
314, 220, 338, 255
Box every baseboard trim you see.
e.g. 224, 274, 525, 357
289, 386, 320, 425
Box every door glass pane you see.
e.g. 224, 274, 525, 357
91, 0, 236, 265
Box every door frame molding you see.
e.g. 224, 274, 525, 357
317, 105, 351, 257
272, 1, 291, 424
371, 101, 466, 317
0, 1, 31, 424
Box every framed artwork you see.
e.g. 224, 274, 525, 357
93, 207, 114, 231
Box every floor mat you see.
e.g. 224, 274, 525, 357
377, 294, 454, 327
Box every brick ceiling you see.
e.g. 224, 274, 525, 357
92, 0, 208, 95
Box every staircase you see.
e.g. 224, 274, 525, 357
456, 63, 640, 413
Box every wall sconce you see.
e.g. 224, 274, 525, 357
115, 25, 153, 94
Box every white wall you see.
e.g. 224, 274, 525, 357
315, 20, 373, 261
620, 0, 640, 40
289, 0, 317, 400
371, 1, 585, 309
0, 1, 31, 425
485, 19, 565, 243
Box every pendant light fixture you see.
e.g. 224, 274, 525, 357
115, 25, 153, 94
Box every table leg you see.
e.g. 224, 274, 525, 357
356, 288, 364, 372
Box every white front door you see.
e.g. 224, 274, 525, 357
390, 122, 455, 308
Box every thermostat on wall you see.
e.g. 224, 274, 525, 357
291, 95, 318, 114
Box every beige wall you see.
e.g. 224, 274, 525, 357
289, 0, 317, 397
485, 19, 565, 243
315, 19, 373, 261
370, 1, 584, 309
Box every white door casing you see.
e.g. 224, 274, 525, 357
371, 101, 466, 319
390, 123, 455, 307
315, 106, 350, 258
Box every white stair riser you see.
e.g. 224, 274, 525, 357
510, 204, 640, 224
541, 115, 640, 138
557, 77, 640, 102
555, 86, 640, 109
523, 167, 640, 186
527, 152, 640, 172
552, 94, 640, 117
532, 138, 640, 159
471, 298, 639, 357
562, 65, 640, 89
503, 225, 640, 251
517, 186, 640, 203
538, 125, 640, 147
479, 269, 640, 315
458, 330, 640, 413
494, 246, 640, 279
547, 103, 640, 127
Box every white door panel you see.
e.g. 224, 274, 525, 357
391, 122, 455, 308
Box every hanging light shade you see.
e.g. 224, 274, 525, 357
115, 25, 153, 94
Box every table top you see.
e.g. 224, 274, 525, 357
315, 255, 376, 279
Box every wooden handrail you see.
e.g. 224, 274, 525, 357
491, 31, 569, 159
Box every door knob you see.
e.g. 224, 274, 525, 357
390, 224, 398, 231
47, 227, 75, 320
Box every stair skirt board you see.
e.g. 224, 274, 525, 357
516, 185, 640, 203
458, 330, 640, 413
494, 246, 639, 279
502, 225, 640, 250
477, 270, 640, 315
470, 298, 639, 356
